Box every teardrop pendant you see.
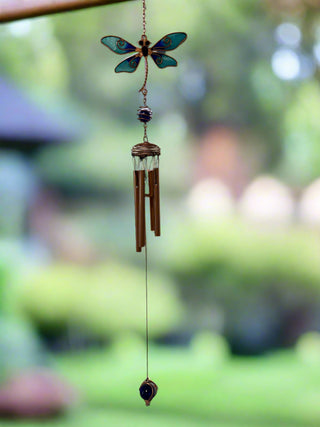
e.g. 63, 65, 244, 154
139, 378, 158, 406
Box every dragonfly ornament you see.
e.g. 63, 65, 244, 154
101, 32, 187, 73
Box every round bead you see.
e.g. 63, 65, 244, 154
140, 384, 153, 401
138, 106, 153, 124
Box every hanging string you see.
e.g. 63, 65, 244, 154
141, 157, 149, 380
145, 227, 149, 379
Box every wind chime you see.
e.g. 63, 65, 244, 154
101, 0, 187, 406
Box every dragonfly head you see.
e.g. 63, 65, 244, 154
139, 36, 151, 57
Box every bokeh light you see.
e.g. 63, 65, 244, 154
275, 22, 301, 47
272, 48, 300, 80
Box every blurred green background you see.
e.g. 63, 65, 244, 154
2, 0, 320, 425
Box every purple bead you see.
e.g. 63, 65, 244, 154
138, 106, 152, 123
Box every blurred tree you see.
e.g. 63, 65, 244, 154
15, 262, 184, 345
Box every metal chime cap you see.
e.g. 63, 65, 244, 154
132, 142, 161, 158
139, 378, 158, 406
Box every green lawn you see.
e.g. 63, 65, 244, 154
0, 407, 247, 427
1, 346, 320, 427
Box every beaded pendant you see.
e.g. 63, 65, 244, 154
139, 378, 158, 406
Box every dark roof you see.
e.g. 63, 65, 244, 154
0, 77, 79, 147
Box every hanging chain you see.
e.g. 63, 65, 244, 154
143, 124, 148, 142
139, 57, 149, 102
139, 0, 149, 143
142, 0, 146, 36
140, 0, 148, 96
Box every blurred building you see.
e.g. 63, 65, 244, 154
0, 76, 79, 258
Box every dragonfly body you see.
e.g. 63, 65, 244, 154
101, 32, 187, 73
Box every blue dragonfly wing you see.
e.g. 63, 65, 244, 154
101, 36, 137, 54
115, 54, 141, 73
151, 53, 177, 69
151, 32, 187, 51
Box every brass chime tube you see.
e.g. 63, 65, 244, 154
153, 167, 160, 236
138, 169, 146, 248
133, 170, 141, 252
148, 169, 155, 232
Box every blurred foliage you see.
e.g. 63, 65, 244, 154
296, 331, 320, 366
14, 262, 183, 340
158, 217, 320, 350
190, 331, 230, 366
283, 81, 320, 184
8, 216, 320, 351
165, 218, 320, 291
0, 318, 46, 381
0, 261, 8, 313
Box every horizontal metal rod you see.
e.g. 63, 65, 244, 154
0, 0, 131, 23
